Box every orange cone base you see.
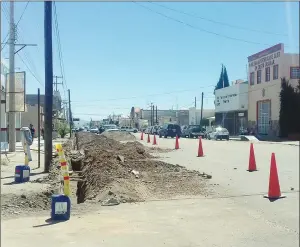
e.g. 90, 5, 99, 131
263, 194, 286, 200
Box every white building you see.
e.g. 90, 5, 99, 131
188, 108, 215, 125
214, 81, 248, 135
247, 43, 299, 137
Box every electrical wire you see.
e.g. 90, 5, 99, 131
133, 2, 281, 47
17, 53, 44, 87
149, 2, 287, 37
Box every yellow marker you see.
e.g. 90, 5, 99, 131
24, 153, 29, 166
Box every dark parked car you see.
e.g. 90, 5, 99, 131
159, 123, 182, 138
182, 126, 206, 138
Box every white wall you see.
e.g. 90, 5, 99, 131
215, 83, 248, 113
189, 108, 215, 125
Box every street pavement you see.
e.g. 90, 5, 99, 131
2, 134, 299, 247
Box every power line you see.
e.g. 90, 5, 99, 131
16, 1, 30, 26
72, 85, 216, 103
150, 2, 287, 37
17, 53, 44, 87
133, 2, 281, 47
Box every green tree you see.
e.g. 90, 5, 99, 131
214, 65, 224, 94
223, 66, 230, 88
57, 122, 69, 138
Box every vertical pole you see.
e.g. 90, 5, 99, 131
68, 89, 72, 138
152, 105, 155, 125
200, 92, 204, 125
195, 97, 197, 108
44, 1, 53, 173
8, 1, 16, 152
155, 105, 158, 124
37, 88, 41, 168
150, 103, 153, 126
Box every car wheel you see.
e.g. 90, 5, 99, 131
164, 135, 167, 138
208, 135, 211, 140
159, 134, 162, 138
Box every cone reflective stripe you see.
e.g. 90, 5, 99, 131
248, 143, 257, 172
197, 136, 204, 157
264, 153, 285, 200
175, 135, 179, 149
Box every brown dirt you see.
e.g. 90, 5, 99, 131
70, 132, 212, 205
100, 131, 136, 141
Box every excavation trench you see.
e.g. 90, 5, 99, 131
69, 132, 213, 206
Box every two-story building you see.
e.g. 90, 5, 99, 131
247, 43, 299, 137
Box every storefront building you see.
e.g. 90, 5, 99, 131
247, 43, 299, 137
214, 81, 248, 135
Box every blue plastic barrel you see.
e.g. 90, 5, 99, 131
51, 194, 71, 221
15, 165, 30, 183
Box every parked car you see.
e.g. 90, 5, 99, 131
120, 126, 138, 133
158, 123, 182, 138
207, 127, 229, 140
182, 125, 206, 138
90, 128, 99, 134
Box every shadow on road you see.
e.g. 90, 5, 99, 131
32, 218, 68, 228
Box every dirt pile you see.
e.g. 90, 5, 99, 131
70, 132, 211, 205
100, 131, 136, 142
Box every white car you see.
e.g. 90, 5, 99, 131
106, 128, 120, 132
207, 127, 229, 140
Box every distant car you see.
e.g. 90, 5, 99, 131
90, 128, 99, 134
159, 123, 182, 138
103, 124, 118, 131
182, 126, 206, 138
105, 128, 120, 132
207, 127, 229, 140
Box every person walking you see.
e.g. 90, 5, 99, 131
29, 124, 35, 141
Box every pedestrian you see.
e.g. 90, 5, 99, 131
29, 124, 35, 140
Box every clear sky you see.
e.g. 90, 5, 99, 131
1, 1, 299, 121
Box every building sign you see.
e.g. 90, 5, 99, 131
215, 83, 248, 113
248, 43, 284, 71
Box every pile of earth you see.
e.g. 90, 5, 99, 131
70, 132, 212, 206
100, 131, 136, 142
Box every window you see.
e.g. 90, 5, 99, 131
290, 67, 300, 79
265, 67, 270, 82
250, 72, 255, 85
257, 70, 262, 84
273, 64, 279, 80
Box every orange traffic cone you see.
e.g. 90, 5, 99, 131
197, 136, 204, 157
141, 132, 144, 141
153, 135, 157, 145
264, 153, 285, 200
247, 143, 257, 172
147, 134, 150, 143
175, 135, 179, 149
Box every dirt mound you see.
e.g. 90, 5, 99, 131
100, 131, 136, 141
71, 132, 211, 205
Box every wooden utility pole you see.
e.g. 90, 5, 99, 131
68, 89, 72, 138
53, 75, 63, 91
200, 92, 204, 125
44, 1, 53, 172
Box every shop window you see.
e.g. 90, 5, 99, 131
265, 67, 270, 82
273, 64, 279, 80
257, 70, 262, 84
250, 72, 255, 85
290, 67, 300, 79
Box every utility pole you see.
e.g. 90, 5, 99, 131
200, 92, 204, 126
8, 1, 16, 152
37, 88, 41, 168
150, 102, 153, 126
53, 75, 63, 91
44, 1, 53, 173
152, 105, 155, 125
68, 89, 72, 138
194, 97, 197, 108
155, 105, 158, 124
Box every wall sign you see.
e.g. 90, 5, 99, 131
215, 93, 237, 106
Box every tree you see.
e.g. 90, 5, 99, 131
279, 77, 300, 137
223, 66, 230, 88
57, 122, 69, 138
214, 65, 224, 94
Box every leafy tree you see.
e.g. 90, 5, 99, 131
57, 122, 69, 138
279, 78, 300, 137
223, 66, 230, 88
214, 65, 224, 94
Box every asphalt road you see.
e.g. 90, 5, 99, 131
2, 134, 299, 247
138, 134, 299, 233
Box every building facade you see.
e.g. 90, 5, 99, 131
21, 104, 44, 137
214, 81, 248, 135
247, 43, 299, 137
188, 108, 215, 125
